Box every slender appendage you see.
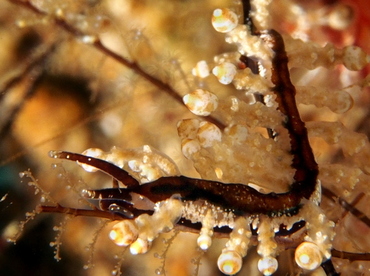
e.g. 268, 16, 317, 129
38, 204, 124, 220
331, 249, 370, 261
49, 150, 139, 188
322, 187, 370, 228
268, 30, 319, 200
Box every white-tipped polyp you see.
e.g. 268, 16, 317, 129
258, 256, 278, 276
183, 89, 218, 116
197, 234, 212, 250
212, 62, 237, 85
211, 8, 238, 33
129, 238, 151, 255
295, 242, 323, 271
217, 250, 243, 275
109, 221, 138, 247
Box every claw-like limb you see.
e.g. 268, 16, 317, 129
49, 150, 139, 188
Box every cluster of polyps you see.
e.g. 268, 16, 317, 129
102, 173, 331, 275
193, 7, 370, 90
73, 145, 332, 275
176, 6, 338, 275
109, 197, 183, 255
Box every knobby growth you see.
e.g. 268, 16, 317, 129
1, 0, 370, 275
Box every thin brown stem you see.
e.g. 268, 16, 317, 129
332, 248, 370, 262
9, 0, 226, 130
268, 30, 318, 199
241, 0, 256, 33
322, 186, 370, 228
38, 204, 122, 220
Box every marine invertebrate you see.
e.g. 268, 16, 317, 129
2, 0, 370, 275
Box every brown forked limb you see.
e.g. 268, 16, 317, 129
50, 149, 304, 217
267, 30, 318, 200
241, 0, 318, 207
49, 151, 139, 188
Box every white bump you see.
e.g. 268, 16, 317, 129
177, 119, 200, 140
212, 62, 237, 85
197, 122, 222, 148
192, 60, 210, 78
183, 89, 218, 116
258, 256, 278, 275
197, 234, 212, 250
109, 221, 138, 247
181, 139, 201, 159
295, 242, 323, 270
130, 238, 151, 255
217, 250, 242, 275
211, 8, 238, 33
343, 46, 370, 71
